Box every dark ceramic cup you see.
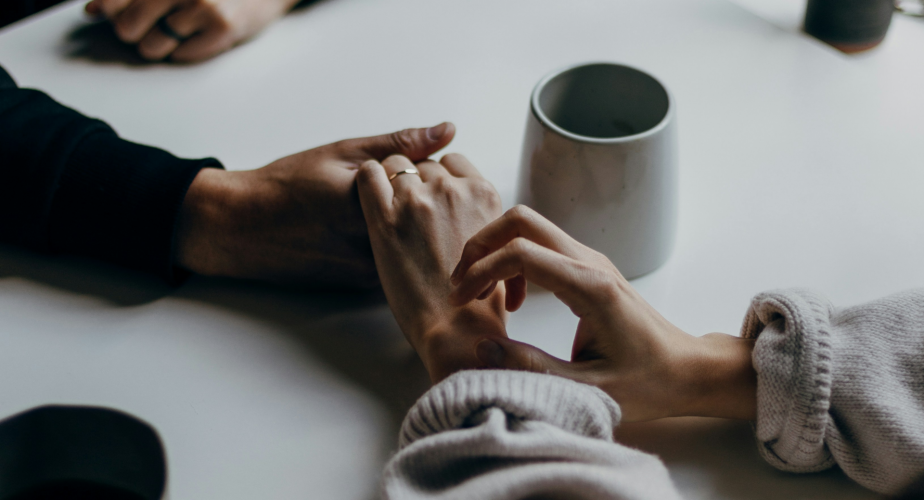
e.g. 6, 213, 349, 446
804, 0, 895, 53
0, 406, 167, 500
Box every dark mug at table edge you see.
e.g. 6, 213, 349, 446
804, 0, 895, 53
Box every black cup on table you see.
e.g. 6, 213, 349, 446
804, 0, 895, 53
0, 406, 166, 500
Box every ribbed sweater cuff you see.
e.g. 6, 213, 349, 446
46, 129, 223, 285
399, 370, 621, 449
741, 288, 837, 472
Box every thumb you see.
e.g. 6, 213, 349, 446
476, 337, 578, 379
348, 122, 456, 162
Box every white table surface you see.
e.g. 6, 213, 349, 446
1, 0, 922, 498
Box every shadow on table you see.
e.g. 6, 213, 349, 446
616, 417, 881, 500
64, 20, 148, 66
172, 274, 431, 432
0, 245, 429, 447
0, 246, 171, 306
0, 249, 890, 500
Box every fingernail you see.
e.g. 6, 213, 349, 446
426, 122, 448, 141
476, 339, 505, 368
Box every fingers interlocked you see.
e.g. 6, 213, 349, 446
448, 205, 621, 315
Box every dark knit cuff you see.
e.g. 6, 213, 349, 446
741, 288, 837, 473
399, 370, 621, 449
47, 129, 223, 285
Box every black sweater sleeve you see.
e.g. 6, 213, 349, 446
0, 64, 222, 283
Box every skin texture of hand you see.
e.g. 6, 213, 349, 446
356, 153, 507, 383
448, 205, 758, 422
175, 123, 455, 288
85, 0, 299, 61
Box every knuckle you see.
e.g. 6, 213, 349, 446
389, 129, 418, 153
485, 190, 502, 210
509, 204, 529, 217
115, 20, 140, 42
471, 178, 499, 199
583, 266, 620, 301
211, 14, 232, 33
406, 193, 435, 213
381, 154, 409, 168
442, 152, 465, 164
506, 237, 532, 257
356, 161, 379, 183
432, 174, 452, 191
507, 204, 534, 224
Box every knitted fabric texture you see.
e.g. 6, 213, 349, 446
742, 288, 924, 495
382, 370, 680, 500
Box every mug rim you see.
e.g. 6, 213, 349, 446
530, 61, 674, 144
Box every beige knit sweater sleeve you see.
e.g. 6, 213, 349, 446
380, 369, 681, 500
742, 288, 924, 495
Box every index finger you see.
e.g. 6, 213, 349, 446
450, 205, 587, 285
449, 237, 609, 317
356, 160, 394, 222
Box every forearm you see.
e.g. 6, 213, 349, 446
1, 65, 221, 281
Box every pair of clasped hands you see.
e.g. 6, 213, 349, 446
178, 123, 757, 423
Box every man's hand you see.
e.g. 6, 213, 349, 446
449, 205, 758, 422
356, 153, 507, 383
175, 123, 456, 288
85, 0, 299, 61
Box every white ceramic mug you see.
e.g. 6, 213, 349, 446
516, 62, 678, 279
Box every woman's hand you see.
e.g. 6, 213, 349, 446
85, 0, 299, 61
356, 153, 507, 383
449, 205, 757, 422
175, 124, 455, 288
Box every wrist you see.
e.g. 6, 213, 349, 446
416, 294, 508, 383
175, 168, 250, 276
673, 333, 757, 420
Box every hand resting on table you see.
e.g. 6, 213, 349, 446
85, 0, 303, 61
174, 123, 456, 288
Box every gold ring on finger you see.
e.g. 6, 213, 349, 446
388, 168, 420, 181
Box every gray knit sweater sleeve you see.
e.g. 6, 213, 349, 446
741, 288, 924, 495
380, 370, 681, 500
